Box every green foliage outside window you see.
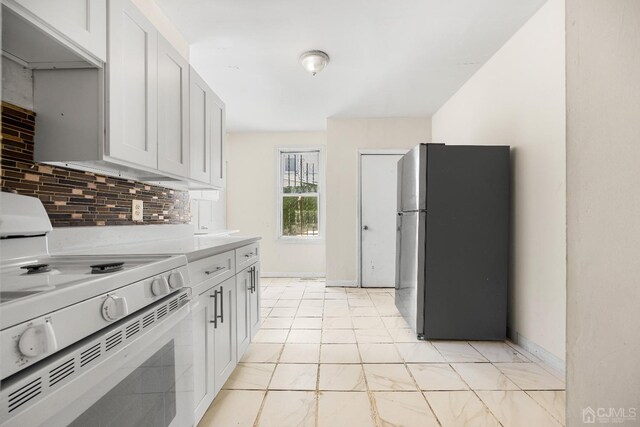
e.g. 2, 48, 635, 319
282, 196, 318, 236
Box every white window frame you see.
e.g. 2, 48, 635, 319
275, 146, 325, 243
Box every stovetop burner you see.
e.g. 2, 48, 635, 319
20, 263, 52, 274
90, 262, 125, 274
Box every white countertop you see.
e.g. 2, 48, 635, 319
50, 225, 261, 261
104, 235, 261, 261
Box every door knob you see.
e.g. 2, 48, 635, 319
363, 225, 369, 230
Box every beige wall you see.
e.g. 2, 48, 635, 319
566, 0, 640, 424
227, 132, 326, 276
325, 117, 432, 286
432, 0, 566, 363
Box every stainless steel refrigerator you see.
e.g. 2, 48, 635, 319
395, 143, 509, 340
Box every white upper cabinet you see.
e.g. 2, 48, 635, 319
157, 36, 189, 177
107, 0, 158, 169
189, 68, 212, 184
13, 0, 107, 61
210, 93, 226, 188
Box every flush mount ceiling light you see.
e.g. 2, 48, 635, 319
299, 50, 330, 76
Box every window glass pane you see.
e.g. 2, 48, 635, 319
282, 196, 318, 236
281, 151, 319, 194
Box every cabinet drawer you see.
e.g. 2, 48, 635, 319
189, 251, 235, 289
235, 243, 259, 271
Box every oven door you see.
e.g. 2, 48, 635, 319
3, 296, 194, 427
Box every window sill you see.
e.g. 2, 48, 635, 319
276, 236, 325, 245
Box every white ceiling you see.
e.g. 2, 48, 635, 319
155, 0, 547, 132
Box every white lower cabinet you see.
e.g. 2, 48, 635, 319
249, 262, 262, 339
193, 276, 237, 422
236, 267, 251, 359
193, 286, 215, 421
192, 244, 260, 424
213, 279, 237, 395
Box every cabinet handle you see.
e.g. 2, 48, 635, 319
219, 287, 224, 324
251, 267, 256, 293
244, 252, 255, 258
205, 266, 225, 275
209, 291, 218, 328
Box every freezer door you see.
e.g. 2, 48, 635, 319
395, 210, 426, 336
397, 144, 427, 212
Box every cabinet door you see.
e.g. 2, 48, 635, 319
210, 93, 225, 188
157, 35, 190, 177
189, 68, 212, 183
213, 277, 237, 395
107, 0, 158, 169
236, 267, 251, 359
250, 262, 262, 339
15, 0, 107, 61
193, 288, 216, 422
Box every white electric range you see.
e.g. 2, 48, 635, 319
0, 193, 194, 427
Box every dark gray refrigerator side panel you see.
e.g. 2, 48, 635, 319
424, 144, 509, 340
395, 211, 426, 335
398, 144, 427, 212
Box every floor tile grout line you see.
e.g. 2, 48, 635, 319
253, 280, 564, 426
523, 389, 566, 426
352, 308, 382, 427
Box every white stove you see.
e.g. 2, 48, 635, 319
0, 193, 194, 427
1, 255, 187, 327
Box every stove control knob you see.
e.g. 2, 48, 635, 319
19, 322, 58, 358
102, 295, 129, 322
151, 276, 170, 296
168, 271, 185, 289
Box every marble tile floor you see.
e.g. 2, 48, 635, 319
198, 278, 565, 427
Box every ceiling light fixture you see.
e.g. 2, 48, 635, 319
299, 50, 330, 76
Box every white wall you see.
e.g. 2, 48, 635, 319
431, 0, 566, 364
227, 132, 326, 276
325, 117, 432, 286
566, 0, 640, 424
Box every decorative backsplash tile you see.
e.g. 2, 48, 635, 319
1, 102, 190, 226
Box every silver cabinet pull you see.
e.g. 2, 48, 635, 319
219, 287, 224, 324
251, 266, 256, 293
209, 288, 223, 327
244, 252, 255, 258
247, 267, 254, 293
205, 266, 225, 275
209, 291, 218, 327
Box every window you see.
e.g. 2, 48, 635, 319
277, 147, 323, 240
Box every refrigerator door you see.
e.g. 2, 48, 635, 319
395, 210, 426, 336
397, 144, 427, 212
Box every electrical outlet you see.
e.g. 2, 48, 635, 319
132, 200, 143, 221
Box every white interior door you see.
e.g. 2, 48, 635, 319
361, 153, 403, 287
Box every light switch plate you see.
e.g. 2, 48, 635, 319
132, 200, 143, 221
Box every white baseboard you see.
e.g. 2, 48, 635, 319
507, 327, 565, 374
326, 280, 358, 287
261, 272, 325, 278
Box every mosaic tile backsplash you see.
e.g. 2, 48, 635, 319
1, 102, 190, 226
